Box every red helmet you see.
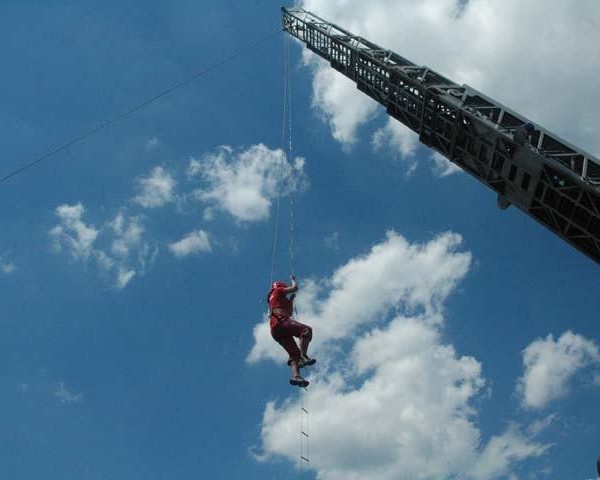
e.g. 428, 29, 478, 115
271, 281, 287, 290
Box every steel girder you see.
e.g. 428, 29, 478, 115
282, 7, 600, 265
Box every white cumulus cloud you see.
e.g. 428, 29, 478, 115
110, 213, 145, 258
469, 425, 550, 479
145, 136, 160, 151
249, 231, 547, 479
54, 382, 83, 404
169, 229, 212, 258
312, 66, 379, 147
115, 267, 136, 290
431, 152, 463, 178
134, 166, 176, 208
50, 203, 99, 261
298, 0, 600, 169
2, 263, 16, 274
517, 330, 600, 409
372, 120, 420, 174
324, 231, 340, 251
50, 204, 156, 290
248, 230, 471, 364
0, 255, 16, 275
189, 144, 307, 223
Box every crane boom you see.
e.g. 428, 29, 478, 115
282, 7, 600, 266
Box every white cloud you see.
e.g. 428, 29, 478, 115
50, 144, 307, 287
50, 203, 99, 261
431, 152, 462, 178
0, 255, 16, 275
371, 119, 461, 179
115, 267, 136, 289
298, 0, 600, 168
324, 231, 340, 251
187, 158, 202, 178
102, 212, 156, 289
248, 230, 471, 364
145, 136, 160, 151
311, 66, 379, 147
372, 120, 420, 171
2, 263, 16, 274
109, 214, 146, 258
50, 204, 155, 290
94, 249, 115, 272
54, 382, 83, 404
134, 166, 176, 208
469, 425, 549, 479
527, 414, 557, 437
517, 331, 600, 409
169, 229, 212, 257
202, 207, 216, 222
190, 144, 307, 222
250, 231, 547, 479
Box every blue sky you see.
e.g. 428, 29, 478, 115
1, 1, 599, 479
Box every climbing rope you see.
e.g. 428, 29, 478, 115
269, 30, 292, 286
268, 32, 310, 473
285, 32, 297, 279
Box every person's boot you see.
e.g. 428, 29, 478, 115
298, 355, 316, 368
290, 375, 309, 387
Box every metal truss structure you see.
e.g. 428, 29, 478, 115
282, 7, 600, 265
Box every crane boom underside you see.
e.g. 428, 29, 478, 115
282, 7, 600, 265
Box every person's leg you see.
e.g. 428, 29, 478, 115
290, 359, 301, 378
288, 321, 315, 366
272, 323, 307, 384
299, 331, 311, 357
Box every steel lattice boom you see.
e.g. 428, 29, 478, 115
282, 7, 600, 265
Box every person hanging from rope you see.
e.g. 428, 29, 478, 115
267, 275, 316, 387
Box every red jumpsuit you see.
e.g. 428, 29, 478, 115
268, 286, 312, 364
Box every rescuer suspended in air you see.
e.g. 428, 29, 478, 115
267, 275, 316, 387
